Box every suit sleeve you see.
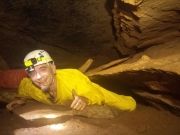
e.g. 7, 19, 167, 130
18, 78, 52, 104
72, 70, 136, 111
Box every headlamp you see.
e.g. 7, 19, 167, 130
24, 56, 52, 72
24, 57, 46, 67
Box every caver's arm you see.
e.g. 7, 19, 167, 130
6, 97, 28, 111
71, 69, 136, 111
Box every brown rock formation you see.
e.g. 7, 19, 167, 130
112, 0, 180, 55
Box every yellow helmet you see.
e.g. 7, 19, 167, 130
24, 50, 53, 72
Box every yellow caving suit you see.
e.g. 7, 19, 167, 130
18, 69, 136, 111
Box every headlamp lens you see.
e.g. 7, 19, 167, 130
24, 58, 37, 67
24, 56, 52, 73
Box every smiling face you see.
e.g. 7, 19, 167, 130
27, 63, 56, 92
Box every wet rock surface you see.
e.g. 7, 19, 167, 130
0, 102, 180, 135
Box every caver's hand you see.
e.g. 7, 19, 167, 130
70, 90, 88, 111
6, 99, 26, 112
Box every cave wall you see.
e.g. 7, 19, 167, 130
0, 0, 180, 68
0, 0, 116, 68
113, 0, 180, 55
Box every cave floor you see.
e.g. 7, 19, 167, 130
0, 102, 179, 135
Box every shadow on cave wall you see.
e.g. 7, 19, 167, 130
105, 0, 116, 40
92, 69, 180, 115
92, 69, 180, 96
